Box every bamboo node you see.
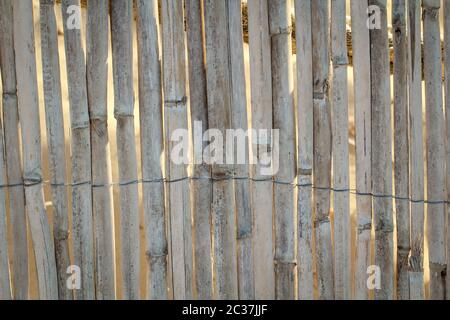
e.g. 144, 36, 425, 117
357, 222, 372, 233
270, 26, 292, 37
428, 262, 447, 274
314, 217, 330, 228
164, 96, 187, 107
422, 7, 440, 20
71, 120, 90, 130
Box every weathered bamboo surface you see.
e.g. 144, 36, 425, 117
1, 0, 450, 301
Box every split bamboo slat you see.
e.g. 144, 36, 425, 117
444, 0, 450, 300
247, 0, 275, 300
61, 0, 95, 300
87, 0, 116, 300
295, 0, 314, 301
331, 0, 350, 300
110, 0, 140, 299
268, 0, 296, 300
370, 0, 394, 300
350, 0, 372, 300
39, 0, 71, 300
185, 0, 213, 300
161, 0, 193, 300
13, 0, 58, 299
423, 0, 447, 300
135, 0, 168, 300
407, 0, 425, 300
0, 0, 29, 300
204, 0, 238, 300
312, 0, 334, 300
392, 0, 410, 300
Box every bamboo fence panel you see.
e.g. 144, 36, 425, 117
86, 0, 116, 300
0, 0, 449, 301
39, 0, 71, 300
247, 0, 275, 300
350, 0, 372, 300
408, 0, 424, 300
0, 0, 29, 300
423, 0, 446, 300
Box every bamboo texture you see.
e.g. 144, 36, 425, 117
445, 0, 450, 300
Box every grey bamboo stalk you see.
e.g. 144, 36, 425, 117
369, 0, 394, 300
407, 0, 424, 300
39, 0, 72, 300
0, 114, 11, 300
227, 0, 254, 300
268, 0, 296, 300
161, 0, 193, 300
295, 0, 314, 301
350, 0, 372, 300
135, 0, 168, 300
423, 0, 447, 300
444, 0, 450, 300
312, 0, 334, 300
331, 0, 350, 300
86, 0, 116, 300
185, 0, 213, 300
0, 0, 28, 300
110, 0, 140, 299
61, 0, 95, 300
392, 0, 410, 300
12, 0, 58, 299
247, 0, 275, 300
203, 0, 238, 299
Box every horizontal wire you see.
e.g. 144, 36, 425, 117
1, 176, 448, 205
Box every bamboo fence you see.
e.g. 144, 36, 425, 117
0, 0, 449, 300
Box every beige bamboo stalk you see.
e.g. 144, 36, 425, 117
86, 0, 116, 300
61, 0, 95, 300
227, 0, 254, 300
444, 0, 450, 300
135, 0, 168, 300
13, 0, 58, 300
161, 0, 193, 300
39, 0, 72, 300
185, 0, 213, 300
369, 0, 394, 300
331, 0, 350, 300
392, 0, 410, 300
203, 0, 238, 300
350, 0, 372, 300
423, 0, 446, 300
295, 0, 314, 301
312, 0, 334, 300
0, 114, 11, 300
247, 0, 275, 300
407, 0, 424, 300
268, 0, 296, 300
0, 0, 28, 300
110, 0, 140, 299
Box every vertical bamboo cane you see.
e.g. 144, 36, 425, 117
407, 0, 424, 300
110, 0, 140, 299
350, 0, 372, 300
444, 0, 450, 300
61, 0, 94, 300
161, 0, 193, 300
228, 0, 254, 300
331, 0, 350, 300
0, 101, 11, 300
135, 0, 169, 300
185, 0, 213, 300
13, 0, 58, 299
39, 0, 72, 300
423, 0, 447, 300
203, 0, 238, 300
392, 0, 410, 300
369, 0, 394, 300
247, 0, 275, 300
0, 0, 28, 300
312, 0, 334, 300
295, 0, 314, 300
268, 0, 296, 300
87, 0, 116, 300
